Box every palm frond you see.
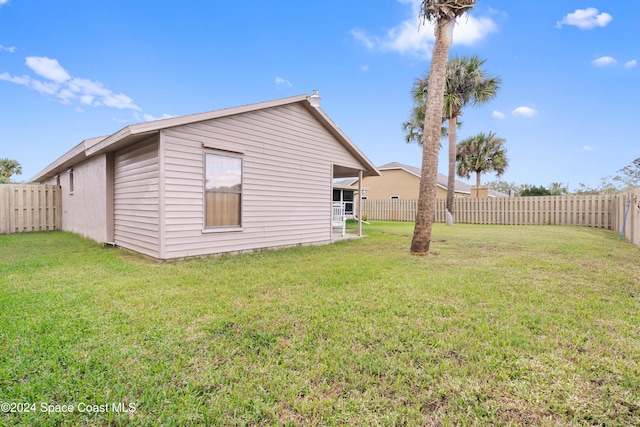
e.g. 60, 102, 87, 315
419, 0, 476, 23
404, 54, 501, 144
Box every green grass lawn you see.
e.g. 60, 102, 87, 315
1, 222, 639, 426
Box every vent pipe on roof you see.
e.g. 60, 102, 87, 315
309, 89, 321, 107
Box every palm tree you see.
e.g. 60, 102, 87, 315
0, 158, 22, 183
410, 0, 476, 256
456, 131, 508, 197
404, 56, 501, 225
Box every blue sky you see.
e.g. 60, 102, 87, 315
1, 0, 638, 189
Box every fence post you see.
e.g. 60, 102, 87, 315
0, 186, 8, 234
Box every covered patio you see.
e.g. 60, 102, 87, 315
332, 164, 370, 240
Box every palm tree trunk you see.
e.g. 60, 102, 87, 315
446, 116, 457, 225
411, 18, 455, 255
476, 171, 481, 198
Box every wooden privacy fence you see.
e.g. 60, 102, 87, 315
362, 194, 621, 229
0, 184, 61, 234
613, 188, 640, 246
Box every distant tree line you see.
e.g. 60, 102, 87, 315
487, 158, 640, 196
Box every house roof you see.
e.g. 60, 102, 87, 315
377, 161, 509, 197
32, 94, 380, 182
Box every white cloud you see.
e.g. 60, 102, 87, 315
66, 77, 139, 110
450, 15, 499, 46
1, 56, 141, 111
57, 88, 75, 104
30, 79, 60, 95
101, 92, 139, 110
0, 0, 8, 5
492, 110, 505, 120
80, 94, 94, 105
592, 56, 617, 67
580, 145, 596, 152
0, 44, 16, 53
512, 106, 538, 117
557, 8, 612, 30
0, 71, 30, 86
351, 29, 375, 51
351, 0, 498, 59
0, 71, 60, 95
133, 112, 175, 122
67, 77, 104, 96
275, 76, 292, 87
625, 60, 637, 69
26, 56, 70, 82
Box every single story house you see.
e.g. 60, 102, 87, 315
353, 161, 508, 200
32, 93, 379, 259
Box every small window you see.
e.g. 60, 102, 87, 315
390, 195, 399, 200
205, 153, 242, 227
361, 196, 368, 200
68, 169, 74, 193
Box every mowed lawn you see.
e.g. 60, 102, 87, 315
1, 222, 639, 426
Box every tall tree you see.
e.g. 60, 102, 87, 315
404, 55, 501, 225
614, 157, 640, 190
574, 177, 621, 195
547, 182, 569, 195
410, 0, 476, 256
520, 185, 551, 197
456, 131, 508, 197
0, 158, 22, 183
486, 180, 521, 196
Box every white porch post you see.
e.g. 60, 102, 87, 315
358, 170, 363, 237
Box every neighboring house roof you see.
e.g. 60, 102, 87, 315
333, 178, 359, 191
334, 178, 358, 187
332, 179, 370, 193
377, 161, 473, 195
32, 94, 380, 182
488, 189, 509, 197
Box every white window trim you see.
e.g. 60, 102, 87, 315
201, 141, 244, 154
202, 227, 243, 234
203, 151, 244, 231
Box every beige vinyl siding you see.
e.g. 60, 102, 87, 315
362, 169, 422, 200
114, 138, 160, 258
160, 103, 362, 259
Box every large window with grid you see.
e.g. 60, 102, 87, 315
204, 153, 242, 227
